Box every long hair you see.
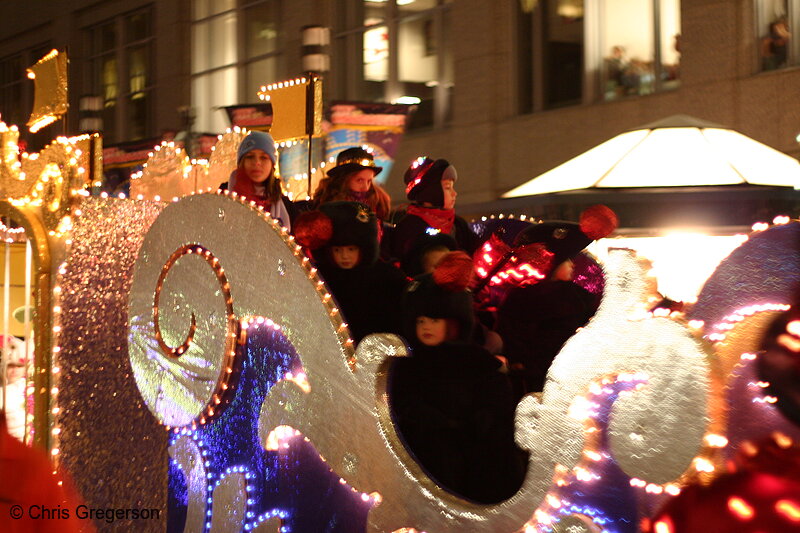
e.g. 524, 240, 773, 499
313, 172, 391, 220
235, 164, 284, 204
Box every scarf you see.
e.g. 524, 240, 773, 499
347, 190, 370, 203
407, 204, 455, 234
228, 169, 292, 231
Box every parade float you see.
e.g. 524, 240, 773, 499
1, 50, 799, 533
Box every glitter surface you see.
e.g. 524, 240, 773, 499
690, 222, 799, 328
115, 194, 796, 532
129, 193, 351, 428
712, 311, 800, 457
57, 198, 167, 531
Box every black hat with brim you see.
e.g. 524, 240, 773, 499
326, 147, 383, 179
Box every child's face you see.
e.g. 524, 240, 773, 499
416, 316, 448, 346
441, 179, 457, 210
6, 364, 24, 382
331, 245, 361, 269
346, 169, 375, 193
421, 247, 449, 274
240, 149, 273, 183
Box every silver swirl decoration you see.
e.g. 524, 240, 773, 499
129, 192, 349, 429
130, 240, 239, 428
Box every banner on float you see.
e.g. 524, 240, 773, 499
325, 101, 411, 186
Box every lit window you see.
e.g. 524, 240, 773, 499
518, 0, 681, 112
756, 0, 795, 72
334, 0, 454, 130
85, 9, 153, 142
191, 0, 283, 134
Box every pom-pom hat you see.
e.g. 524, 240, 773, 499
513, 205, 618, 270
403, 251, 475, 343
326, 147, 383, 179
294, 201, 379, 268
237, 131, 277, 166
404, 156, 457, 207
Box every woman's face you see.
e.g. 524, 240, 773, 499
346, 169, 375, 193
331, 245, 361, 269
416, 316, 449, 346
441, 179, 457, 210
241, 149, 273, 183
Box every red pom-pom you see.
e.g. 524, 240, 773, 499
580, 204, 618, 240
432, 251, 474, 292
294, 211, 333, 250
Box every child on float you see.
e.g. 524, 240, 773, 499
312, 147, 392, 222
387, 157, 479, 270
219, 131, 297, 231
390, 251, 524, 504
401, 231, 459, 278
0, 335, 28, 442
496, 205, 618, 399
294, 201, 407, 345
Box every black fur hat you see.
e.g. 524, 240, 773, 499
295, 201, 379, 268
402, 251, 474, 343
513, 205, 618, 270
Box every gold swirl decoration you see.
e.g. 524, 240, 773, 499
131, 129, 253, 201
206, 129, 248, 191
0, 121, 98, 231
131, 142, 195, 201
152, 245, 239, 409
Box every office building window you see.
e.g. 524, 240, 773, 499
191, 0, 282, 134
85, 8, 154, 143
757, 0, 796, 71
334, 0, 454, 130
518, 0, 680, 113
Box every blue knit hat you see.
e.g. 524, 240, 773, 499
237, 131, 277, 166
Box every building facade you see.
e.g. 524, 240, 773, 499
0, 0, 798, 207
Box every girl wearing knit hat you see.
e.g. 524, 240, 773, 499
312, 147, 392, 222
496, 205, 618, 398
391, 251, 524, 504
387, 157, 478, 271
219, 131, 297, 231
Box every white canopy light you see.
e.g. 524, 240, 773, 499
503, 115, 800, 197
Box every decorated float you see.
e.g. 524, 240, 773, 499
1, 51, 799, 533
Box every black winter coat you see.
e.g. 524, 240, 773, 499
390, 342, 525, 503
386, 210, 479, 266
497, 280, 599, 397
317, 260, 408, 345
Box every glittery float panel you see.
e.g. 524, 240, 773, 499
511, 249, 712, 533
127, 194, 723, 533
690, 222, 799, 328
167, 323, 375, 532
58, 198, 168, 532
118, 194, 800, 532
